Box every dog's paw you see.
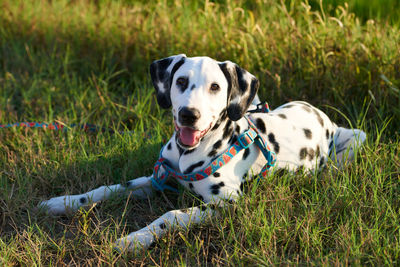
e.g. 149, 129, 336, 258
38, 196, 80, 215
113, 230, 155, 253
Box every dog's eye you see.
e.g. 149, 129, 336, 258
176, 77, 188, 87
210, 83, 220, 92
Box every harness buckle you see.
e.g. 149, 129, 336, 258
238, 130, 255, 149
247, 101, 270, 113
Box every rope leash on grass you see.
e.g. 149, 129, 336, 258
0, 121, 133, 134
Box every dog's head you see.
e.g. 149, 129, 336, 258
150, 54, 259, 148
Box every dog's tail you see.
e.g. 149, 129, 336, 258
329, 127, 367, 164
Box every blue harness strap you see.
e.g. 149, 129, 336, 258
151, 102, 277, 192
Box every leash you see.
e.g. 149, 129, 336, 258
151, 102, 277, 192
0, 121, 133, 134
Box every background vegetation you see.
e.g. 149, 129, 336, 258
0, 0, 399, 265
309, 0, 400, 24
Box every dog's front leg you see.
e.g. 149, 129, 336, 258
114, 203, 216, 253
39, 176, 153, 215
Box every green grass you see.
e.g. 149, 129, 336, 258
0, 0, 399, 265
308, 0, 400, 24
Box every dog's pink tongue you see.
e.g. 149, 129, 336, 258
179, 127, 201, 146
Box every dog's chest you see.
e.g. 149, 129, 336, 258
174, 122, 260, 202
176, 148, 258, 202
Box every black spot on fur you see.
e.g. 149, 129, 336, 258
224, 119, 232, 131
208, 140, 222, 157
326, 129, 329, 139
199, 204, 208, 211
159, 223, 166, 229
316, 145, 320, 156
302, 106, 312, 113
198, 195, 204, 201
268, 133, 280, 154
240, 182, 245, 192
301, 102, 313, 107
213, 172, 220, 177
223, 121, 234, 139
329, 140, 334, 151
167, 143, 172, 150
229, 135, 238, 145
210, 182, 225, 195
183, 148, 195, 155
313, 109, 324, 127
319, 156, 325, 168
235, 124, 241, 134
308, 148, 315, 161
189, 183, 194, 189
190, 84, 195, 90
184, 161, 205, 174
211, 121, 221, 131
208, 149, 218, 158
180, 208, 190, 214
299, 147, 308, 160
278, 114, 287, 119
303, 128, 312, 139
255, 118, 266, 133
79, 197, 86, 204
213, 140, 222, 149
282, 104, 294, 109
211, 109, 227, 131
243, 148, 250, 160
235, 65, 248, 93
220, 109, 228, 121
211, 188, 220, 195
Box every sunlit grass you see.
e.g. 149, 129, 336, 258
0, 0, 399, 265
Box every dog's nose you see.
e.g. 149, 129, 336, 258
178, 107, 201, 126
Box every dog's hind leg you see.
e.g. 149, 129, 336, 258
114, 203, 217, 253
329, 127, 367, 165
39, 176, 153, 215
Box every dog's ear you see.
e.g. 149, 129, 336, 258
150, 54, 187, 109
219, 61, 259, 121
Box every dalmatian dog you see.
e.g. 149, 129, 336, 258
39, 54, 366, 252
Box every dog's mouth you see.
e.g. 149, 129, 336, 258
175, 122, 212, 148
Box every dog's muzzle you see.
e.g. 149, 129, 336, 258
178, 107, 201, 126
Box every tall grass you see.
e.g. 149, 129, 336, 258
309, 0, 400, 24
0, 0, 399, 265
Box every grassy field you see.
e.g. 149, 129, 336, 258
0, 0, 399, 265
309, 0, 400, 24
